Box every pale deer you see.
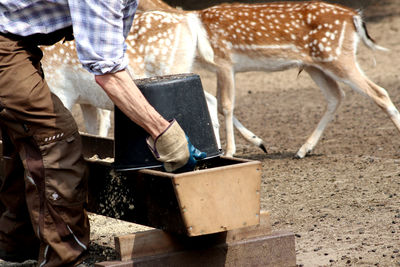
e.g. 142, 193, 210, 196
41, 10, 224, 145
193, 1, 399, 158
40, 0, 185, 138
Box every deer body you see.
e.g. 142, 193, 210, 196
195, 1, 399, 157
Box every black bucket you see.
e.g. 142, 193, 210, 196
114, 73, 221, 171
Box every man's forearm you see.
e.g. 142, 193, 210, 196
95, 70, 169, 139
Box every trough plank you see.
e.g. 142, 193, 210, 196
115, 211, 271, 261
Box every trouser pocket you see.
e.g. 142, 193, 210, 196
39, 131, 88, 207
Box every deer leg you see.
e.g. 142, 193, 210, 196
216, 64, 236, 156
366, 80, 400, 131
80, 104, 101, 136
342, 64, 400, 133
204, 90, 266, 152
296, 67, 344, 158
97, 109, 112, 137
233, 117, 267, 153
204, 91, 221, 150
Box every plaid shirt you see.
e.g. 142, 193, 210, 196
0, 0, 137, 75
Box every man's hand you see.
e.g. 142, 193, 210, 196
147, 120, 206, 172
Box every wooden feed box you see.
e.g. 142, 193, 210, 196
121, 156, 262, 236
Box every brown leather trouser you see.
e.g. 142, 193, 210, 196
0, 30, 89, 266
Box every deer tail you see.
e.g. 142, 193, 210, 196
186, 12, 215, 65
353, 15, 389, 52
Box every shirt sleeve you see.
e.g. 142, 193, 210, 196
67, 0, 137, 75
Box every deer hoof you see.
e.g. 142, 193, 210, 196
295, 150, 307, 159
259, 143, 267, 153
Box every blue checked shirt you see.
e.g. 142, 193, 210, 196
0, 0, 137, 75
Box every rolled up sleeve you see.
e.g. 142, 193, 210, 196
67, 0, 137, 75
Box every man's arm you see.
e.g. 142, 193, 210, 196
95, 69, 169, 139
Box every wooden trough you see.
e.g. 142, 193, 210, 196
84, 134, 261, 236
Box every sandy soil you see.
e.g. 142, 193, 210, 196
2, 1, 400, 266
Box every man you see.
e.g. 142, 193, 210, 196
0, 0, 205, 265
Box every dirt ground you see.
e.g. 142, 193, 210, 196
2, 1, 400, 266
77, 1, 400, 266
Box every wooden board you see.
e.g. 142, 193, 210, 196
95, 211, 296, 267
115, 210, 271, 261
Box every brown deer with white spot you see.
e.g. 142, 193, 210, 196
195, 1, 399, 158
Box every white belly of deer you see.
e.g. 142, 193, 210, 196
232, 52, 303, 72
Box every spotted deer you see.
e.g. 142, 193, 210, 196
193, 1, 399, 158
